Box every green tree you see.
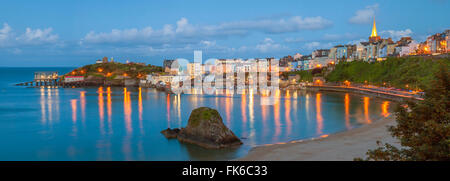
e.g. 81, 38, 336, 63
359, 65, 449, 161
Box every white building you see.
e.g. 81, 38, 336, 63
187, 62, 203, 77
64, 76, 84, 83
396, 41, 418, 57
294, 53, 303, 60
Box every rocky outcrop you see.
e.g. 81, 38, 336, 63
161, 128, 180, 139
161, 107, 242, 149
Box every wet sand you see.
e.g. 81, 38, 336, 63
239, 116, 400, 161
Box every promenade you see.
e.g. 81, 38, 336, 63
306, 84, 423, 102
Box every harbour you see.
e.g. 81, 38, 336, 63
0, 67, 396, 161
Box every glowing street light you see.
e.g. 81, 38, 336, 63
344, 80, 350, 87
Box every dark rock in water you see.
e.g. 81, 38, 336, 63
161, 128, 180, 139
178, 107, 243, 149
160, 107, 242, 149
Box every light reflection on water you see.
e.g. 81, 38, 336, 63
1, 85, 394, 161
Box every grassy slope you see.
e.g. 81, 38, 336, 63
66, 62, 163, 79
282, 68, 322, 82
325, 56, 450, 90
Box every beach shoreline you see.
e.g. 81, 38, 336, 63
238, 115, 400, 161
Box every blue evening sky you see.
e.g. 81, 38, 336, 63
0, 0, 449, 67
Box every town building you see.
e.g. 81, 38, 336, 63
298, 55, 313, 70
163, 59, 181, 75
311, 49, 332, 68
357, 18, 394, 61
34, 71, 58, 80
64, 76, 84, 83
425, 30, 449, 54
293, 53, 303, 60
394, 37, 418, 57
333, 44, 357, 62
312, 49, 329, 58
187, 62, 203, 77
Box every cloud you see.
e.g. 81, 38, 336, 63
0, 23, 13, 46
349, 4, 379, 24
0, 23, 59, 48
17, 27, 59, 45
81, 16, 332, 45
304, 41, 333, 50
381, 29, 413, 40
200, 40, 216, 47
255, 38, 285, 53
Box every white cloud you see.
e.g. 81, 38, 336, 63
255, 38, 284, 53
304, 41, 333, 50
17, 27, 59, 44
200, 40, 216, 47
81, 16, 332, 45
0, 23, 13, 46
349, 4, 379, 24
381, 29, 413, 40
0, 23, 59, 48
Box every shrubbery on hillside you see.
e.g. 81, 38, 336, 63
357, 65, 450, 161
67, 62, 163, 79
326, 57, 450, 90
282, 67, 324, 82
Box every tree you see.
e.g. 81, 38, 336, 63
102, 57, 108, 63
359, 64, 449, 161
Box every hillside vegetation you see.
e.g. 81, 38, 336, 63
326, 56, 450, 90
282, 67, 325, 82
66, 62, 163, 80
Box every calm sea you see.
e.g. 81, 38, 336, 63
0, 67, 394, 160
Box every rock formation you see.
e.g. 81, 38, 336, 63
161, 107, 242, 149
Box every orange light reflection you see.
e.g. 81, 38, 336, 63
316, 93, 323, 134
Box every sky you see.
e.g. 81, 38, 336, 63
0, 0, 449, 67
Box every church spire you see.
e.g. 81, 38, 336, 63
369, 17, 380, 42
371, 17, 377, 37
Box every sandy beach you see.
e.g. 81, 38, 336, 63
239, 116, 401, 161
